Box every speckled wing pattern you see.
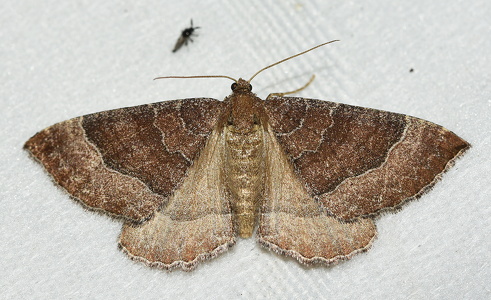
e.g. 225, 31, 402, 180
25, 94, 469, 270
257, 125, 377, 265
25, 98, 237, 270
258, 97, 469, 264
264, 97, 469, 219
119, 123, 236, 270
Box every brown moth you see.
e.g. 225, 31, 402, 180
24, 41, 470, 271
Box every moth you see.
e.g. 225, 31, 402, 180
25, 41, 470, 271
172, 19, 200, 53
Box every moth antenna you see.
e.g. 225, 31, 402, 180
247, 40, 340, 83
154, 75, 238, 82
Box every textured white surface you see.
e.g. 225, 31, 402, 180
1, 0, 490, 299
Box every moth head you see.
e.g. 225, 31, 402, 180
231, 79, 253, 93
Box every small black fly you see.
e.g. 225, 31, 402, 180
172, 19, 200, 53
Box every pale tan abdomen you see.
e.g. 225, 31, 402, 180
224, 124, 265, 238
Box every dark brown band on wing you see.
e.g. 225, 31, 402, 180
266, 98, 407, 196
82, 99, 222, 197
318, 117, 470, 219
153, 98, 222, 162
264, 98, 336, 159
294, 103, 406, 195
82, 104, 190, 196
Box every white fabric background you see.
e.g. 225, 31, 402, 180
1, 0, 489, 299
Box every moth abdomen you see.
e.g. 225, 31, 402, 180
224, 124, 265, 238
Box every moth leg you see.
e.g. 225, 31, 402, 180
266, 75, 315, 100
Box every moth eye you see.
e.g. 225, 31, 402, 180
231, 83, 237, 91
248, 83, 252, 91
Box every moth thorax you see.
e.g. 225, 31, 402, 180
224, 123, 265, 238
